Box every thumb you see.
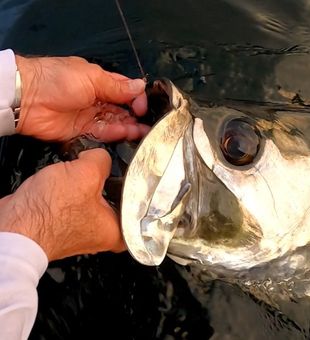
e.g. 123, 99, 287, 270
93, 69, 146, 104
78, 149, 126, 253
76, 148, 112, 185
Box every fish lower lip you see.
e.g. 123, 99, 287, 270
123, 134, 189, 266
139, 181, 192, 265
121, 80, 192, 266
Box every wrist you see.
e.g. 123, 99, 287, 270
0, 194, 49, 256
14, 55, 40, 134
14, 56, 24, 131
11, 69, 21, 128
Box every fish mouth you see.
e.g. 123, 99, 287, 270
142, 78, 188, 122
121, 79, 193, 266
145, 79, 174, 121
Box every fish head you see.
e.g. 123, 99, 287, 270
121, 79, 310, 271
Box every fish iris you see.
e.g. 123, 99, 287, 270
220, 119, 260, 166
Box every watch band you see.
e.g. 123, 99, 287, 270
12, 70, 22, 128
13, 107, 20, 128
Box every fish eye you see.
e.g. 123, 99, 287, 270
220, 119, 260, 166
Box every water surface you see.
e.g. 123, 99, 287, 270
1, 1, 310, 339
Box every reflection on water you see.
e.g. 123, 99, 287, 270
226, 0, 310, 45
1, 0, 310, 339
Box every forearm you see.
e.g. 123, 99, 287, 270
0, 49, 18, 136
0, 232, 48, 340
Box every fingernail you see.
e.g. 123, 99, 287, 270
128, 79, 146, 93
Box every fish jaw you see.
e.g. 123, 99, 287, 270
121, 80, 192, 266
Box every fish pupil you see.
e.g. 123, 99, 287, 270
220, 119, 260, 166
226, 136, 246, 158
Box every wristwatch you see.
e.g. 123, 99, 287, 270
12, 69, 22, 128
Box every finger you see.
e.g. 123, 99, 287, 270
92, 123, 140, 142
107, 73, 148, 116
0, 194, 13, 207
113, 240, 127, 253
86, 121, 151, 142
87, 123, 127, 142
77, 148, 112, 183
74, 149, 126, 253
78, 103, 134, 136
138, 123, 152, 137
109, 72, 130, 80
120, 123, 151, 141
132, 92, 148, 116
95, 202, 127, 252
95, 103, 132, 122
92, 68, 146, 104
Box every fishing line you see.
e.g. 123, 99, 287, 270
114, 0, 146, 80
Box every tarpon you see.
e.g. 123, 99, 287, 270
121, 79, 310, 303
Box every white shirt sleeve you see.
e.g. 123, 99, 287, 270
0, 49, 17, 136
0, 50, 49, 338
0, 232, 48, 340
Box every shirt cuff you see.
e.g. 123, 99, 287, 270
0, 49, 17, 136
0, 232, 48, 281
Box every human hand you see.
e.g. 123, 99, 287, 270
15, 55, 149, 142
0, 148, 125, 261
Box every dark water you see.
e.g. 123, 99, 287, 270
1, 0, 310, 339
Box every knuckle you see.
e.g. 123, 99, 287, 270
68, 56, 87, 64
